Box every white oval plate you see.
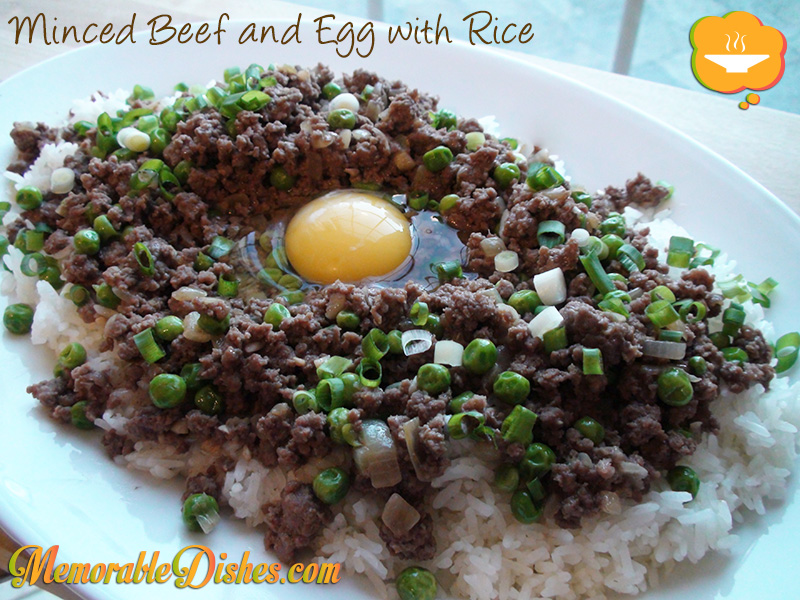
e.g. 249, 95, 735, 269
1, 20, 798, 600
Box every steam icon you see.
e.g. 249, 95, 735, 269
705, 31, 768, 72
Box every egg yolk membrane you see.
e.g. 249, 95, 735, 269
285, 190, 413, 285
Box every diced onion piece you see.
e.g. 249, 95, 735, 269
480, 237, 506, 257
478, 287, 503, 305
172, 286, 207, 302
382, 493, 420, 536
339, 129, 352, 148
402, 329, 433, 356
642, 339, 687, 360
528, 306, 563, 340
495, 250, 519, 273
570, 228, 590, 246
497, 209, 510, 240
195, 508, 221, 534
329, 92, 359, 113
402, 417, 432, 482
434, 340, 464, 367
465, 131, 485, 151
183, 312, 214, 342
533, 267, 567, 305
354, 420, 402, 488
50, 168, 75, 194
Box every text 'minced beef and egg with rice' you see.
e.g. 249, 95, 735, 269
1, 63, 799, 600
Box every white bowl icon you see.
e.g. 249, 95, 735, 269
704, 54, 769, 73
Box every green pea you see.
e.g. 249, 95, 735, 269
422, 313, 443, 337
327, 108, 357, 129
3, 303, 34, 335
519, 443, 556, 481
527, 164, 564, 191
396, 567, 437, 600
507, 290, 541, 315
16, 186, 43, 211
510, 489, 542, 524
574, 416, 605, 445
182, 493, 220, 533
688, 356, 707, 376
58, 342, 86, 370
495, 464, 520, 492
180, 363, 205, 391
155, 315, 184, 342
493, 371, 530, 405
149, 373, 187, 409
439, 194, 459, 213
336, 310, 360, 330
600, 213, 626, 237
387, 329, 403, 354
462, 339, 498, 375
422, 145, 453, 173
264, 303, 290, 328
448, 391, 474, 414
70, 400, 94, 430
270, 166, 295, 191
417, 363, 451, 395
312, 467, 350, 505
657, 367, 693, 407
667, 465, 700, 499
492, 163, 521, 189
709, 332, 729, 349
322, 82, 341, 100
194, 385, 224, 415
327, 407, 350, 443
73, 229, 101, 255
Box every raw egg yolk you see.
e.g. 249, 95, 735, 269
284, 191, 412, 284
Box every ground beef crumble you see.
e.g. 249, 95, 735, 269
8, 65, 773, 562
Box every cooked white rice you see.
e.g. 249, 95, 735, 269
2, 129, 797, 599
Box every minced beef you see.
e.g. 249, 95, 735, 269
10, 64, 774, 562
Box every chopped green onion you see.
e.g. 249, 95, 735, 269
749, 277, 778, 308
239, 90, 271, 111
362, 329, 389, 362
722, 302, 746, 337
197, 313, 230, 335
718, 274, 751, 303
510, 490, 542, 524
410, 301, 429, 326
316, 377, 345, 412
74, 120, 94, 136
431, 109, 457, 130
658, 330, 684, 343
650, 285, 676, 303
495, 464, 520, 492
537, 220, 566, 248
646, 300, 680, 328
356, 359, 382, 388
68, 284, 90, 307
70, 401, 94, 430
616, 243, 645, 273
710, 332, 729, 349
582, 348, 603, 375
667, 466, 699, 499
293, 389, 318, 414
218, 275, 239, 297
597, 297, 630, 319
174, 160, 193, 185
582, 236, 608, 260
194, 252, 214, 271
133, 242, 154, 276
526, 478, 546, 502
93, 282, 121, 309
722, 347, 748, 363
448, 391, 474, 414
263, 303, 290, 328
317, 356, 352, 380
20, 253, 48, 277
500, 137, 518, 150
543, 326, 567, 353
574, 416, 605, 444
447, 410, 485, 440
775, 332, 800, 374
500, 405, 538, 445
601, 234, 624, 259
433, 260, 463, 284
408, 192, 428, 211
129, 84, 154, 102
133, 328, 165, 363
335, 310, 360, 330
155, 315, 184, 342
492, 163, 520, 189
526, 163, 564, 191
387, 330, 403, 354
675, 299, 707, 323
689, 243, 720, 268
667, 236, 694, 268
571, 190, 592, 207
579, 251, 615, 296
